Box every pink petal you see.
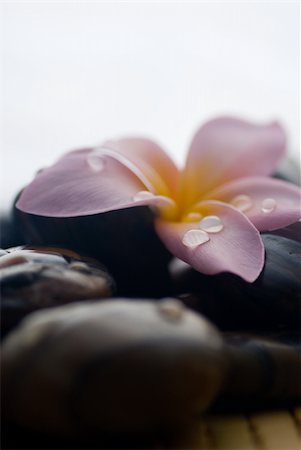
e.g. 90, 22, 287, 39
16, 149, 176, 217
204, 177, 301, 231
102, 137, 180, 198
155, 201, 264, 282
181, 117, 286, 208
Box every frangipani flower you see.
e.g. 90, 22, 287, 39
17, 117, 301, 282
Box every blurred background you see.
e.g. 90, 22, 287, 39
1, 1, 299, 211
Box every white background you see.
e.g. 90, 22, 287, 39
1, 1, 299, 211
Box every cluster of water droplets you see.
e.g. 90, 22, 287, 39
230, 194, 276, 214
182, 215, 224, 248
182, 195, 277, 249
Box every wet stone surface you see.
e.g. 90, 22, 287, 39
0, 246, 114, 338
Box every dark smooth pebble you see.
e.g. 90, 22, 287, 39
0, 246, 114, 338
1, 299, 225, 438
14, 205, 173, 297
172, 233, 301, 330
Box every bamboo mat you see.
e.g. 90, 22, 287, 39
168, 408, 301, 449
2, 409, 301, 449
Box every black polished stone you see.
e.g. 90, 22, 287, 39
172, 233, 301, 331
14, 206, 172, 298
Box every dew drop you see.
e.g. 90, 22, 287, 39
133, 190, 155, 202
199, 215, 224, 233
87, 154, 105, 172
261, 198, 276, 213
182, 229, 210, 247
182, 212, 203, 222
231, 194, 253, 212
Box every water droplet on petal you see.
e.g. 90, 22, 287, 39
231, 195, 253, 212
199, 215, 224, 233
261, 198, 276, 213
182, 212, 203, 222
87, 154, 105, 172
182, 229, 210, 247
133, 190, 155, 202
